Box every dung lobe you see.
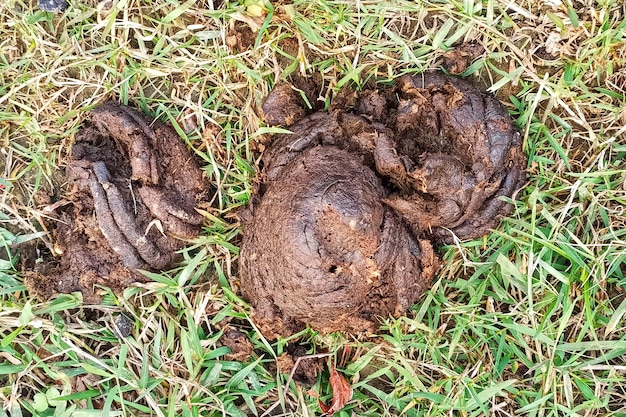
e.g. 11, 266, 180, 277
240, 72, 526, 338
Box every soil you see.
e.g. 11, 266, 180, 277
277, 345, 326, 386
23, 102, 207, 302
240, 71, 526, 338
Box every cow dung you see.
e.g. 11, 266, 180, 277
240, 72, 526, 338
24, 102, 208, 302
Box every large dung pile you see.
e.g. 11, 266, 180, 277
240, 72, 526, 338
24, 102, 207, 302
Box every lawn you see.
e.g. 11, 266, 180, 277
1, 0, 625, 416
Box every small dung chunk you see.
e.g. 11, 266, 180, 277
261, 83, 305, 126
241, 71, 525, 338
24, 102, 208, 302
114, 314, 134, 338
442, 42, 485, 75
220, 329, 255, 362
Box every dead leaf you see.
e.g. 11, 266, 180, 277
307, 362, 352, 416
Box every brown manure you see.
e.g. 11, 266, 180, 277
24, 102, 208, 302
240, 72, 526, 338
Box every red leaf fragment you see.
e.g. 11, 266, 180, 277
307, 364, 353, 416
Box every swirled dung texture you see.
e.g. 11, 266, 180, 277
241, 72, 526, 338
24, 102, 207, 302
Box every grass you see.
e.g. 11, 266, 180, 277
1, 0, 626, 415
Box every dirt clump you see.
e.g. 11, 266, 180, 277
24, 102, 207, 302
240, 71, 526, 338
